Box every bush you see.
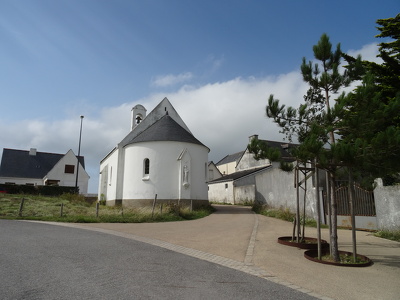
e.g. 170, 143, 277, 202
0, 184, 76, 196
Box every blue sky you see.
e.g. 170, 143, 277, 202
0, 1, 398, 193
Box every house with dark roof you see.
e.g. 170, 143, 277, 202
98, 98, 210, 207
208, 135, 298, 205
0, 148, 89, 194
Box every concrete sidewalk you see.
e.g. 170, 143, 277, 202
67, 205, 399, 300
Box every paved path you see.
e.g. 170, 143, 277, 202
26, 205, 400, 299
1, 219, 316, 300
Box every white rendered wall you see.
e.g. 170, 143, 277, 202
123, 141, 208, 201
208, 181, 234, 204
236, 149, 270, 172
217, 161, 237, 175
46, 150, 89, 194
98, 148, 119, 201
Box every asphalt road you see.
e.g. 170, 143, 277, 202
0, 220, 317, 300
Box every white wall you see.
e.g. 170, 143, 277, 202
46, 150, 89, 194
236, 149, 270, 171
207, 163, 222, 182
234, 184, 255, 204
122, 141, 208, 202
208, 181, 234, 204
255, 164, 318, 219
374, 179, 400, 230
98, 148, 119, 201
217, 161, 236, 175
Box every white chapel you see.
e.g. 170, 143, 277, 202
98, 98, 210, 207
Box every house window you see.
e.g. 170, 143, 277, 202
225, 183, 228, 189
65, 164, 75, 174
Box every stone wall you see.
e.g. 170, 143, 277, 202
374, 179, 400, 230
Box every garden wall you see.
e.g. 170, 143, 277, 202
374, 179, 400, 230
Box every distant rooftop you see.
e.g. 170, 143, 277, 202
216, 151, 245, 166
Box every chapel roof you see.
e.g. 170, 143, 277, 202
124, 114, 208, 149
0, 148, 85, 179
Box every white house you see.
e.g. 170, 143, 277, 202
0, 148, 89, 194
209, 135, 300, 206
207, 161, 223, 182
98, 97, 210, 207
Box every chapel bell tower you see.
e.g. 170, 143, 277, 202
131, 104, 147, 131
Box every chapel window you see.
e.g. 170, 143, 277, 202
144, 158, 150, 175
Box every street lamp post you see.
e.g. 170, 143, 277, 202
75, 115, 84, 194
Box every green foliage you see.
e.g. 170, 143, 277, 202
374, 230, 400, 242
252, 204, 295, 222
248, 137, 281, 161
338, 13, 400, 186
0, 184, 76, 196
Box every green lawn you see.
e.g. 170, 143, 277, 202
0, 193, 214, 223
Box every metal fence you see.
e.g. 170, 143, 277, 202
324, 184, 376, 216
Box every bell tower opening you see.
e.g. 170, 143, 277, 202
131, 104, 147, 131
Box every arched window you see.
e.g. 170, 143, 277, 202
144, 158, 150, 175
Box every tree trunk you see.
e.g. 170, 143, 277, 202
296, 165, 301, 242
325, 171, 333, 255
302, 166, 307, 241
329, 172, 340, 262
315, 159, 322, 260
348, 171, 357, 262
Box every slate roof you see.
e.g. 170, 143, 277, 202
0, 149, 84, 179
216, 151, 245, 166
208, 165, 272, 184
257, 140, 298, 162
123, 114, 208, 149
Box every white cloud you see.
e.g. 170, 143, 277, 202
0, 44, 379, 193
151, 72, 193, 87
347, 43, 382, 64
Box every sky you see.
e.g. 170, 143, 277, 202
0, 1, 398, 193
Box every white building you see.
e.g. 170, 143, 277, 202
98, 98, 210, 207
0, 148, 89, 194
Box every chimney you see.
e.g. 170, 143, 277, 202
29, 148, 37, 156
249, 134, 258, 143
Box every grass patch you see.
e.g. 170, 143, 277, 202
374, 230, 400, 242
321, 253, 370, 264
253, 204, 295, 222
0, 193, 214, 223
252, 204, 328, 228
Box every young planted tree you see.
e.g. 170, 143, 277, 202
253, 14, 400, 263
252, 34, 351, 261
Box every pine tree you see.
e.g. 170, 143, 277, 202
252, 34, 350, 261
338, 13, 400, 185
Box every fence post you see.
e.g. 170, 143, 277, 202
151, 194, 157, 218
60, 203, 64, 217
18, 198, 25, 217
96, 202, 99, 217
